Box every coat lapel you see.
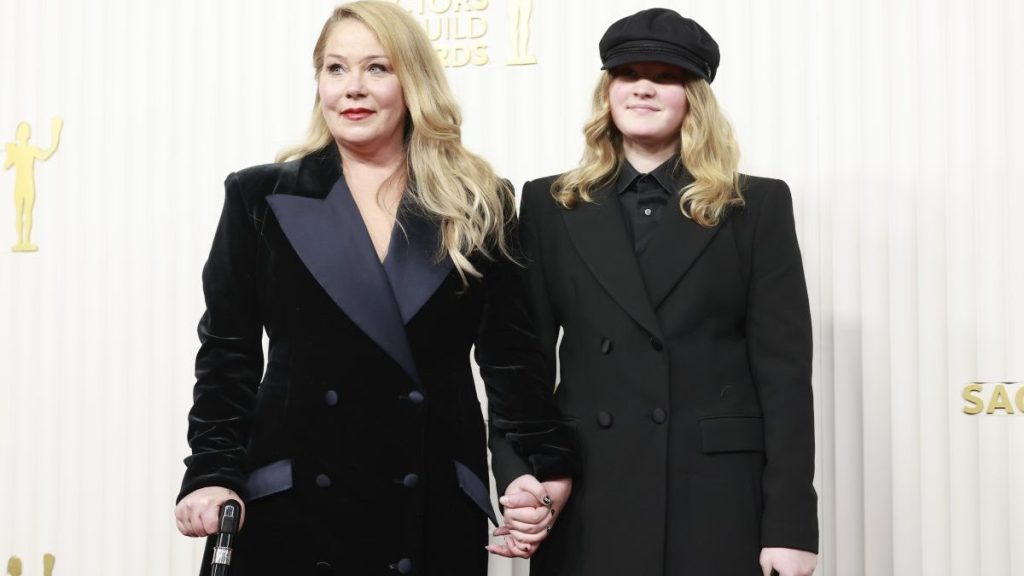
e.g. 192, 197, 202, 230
561, 186, 661, 337
638, 197, 723, 309
383, 205, 454, 324
266, 150, 421, 384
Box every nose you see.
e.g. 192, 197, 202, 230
344, 70, 366, 98
632, 78, 656, 97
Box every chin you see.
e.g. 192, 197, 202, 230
335, 130, 378, 145
624, 131, 673, 143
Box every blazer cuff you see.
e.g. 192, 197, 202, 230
177, 453, 248, 504
760, 507, 820, 553
490, 417, 579, 480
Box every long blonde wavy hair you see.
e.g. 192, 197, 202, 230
278, 0, 512, 281
553, 72, 743, 227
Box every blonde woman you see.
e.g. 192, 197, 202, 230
504, 8, 818, 576
173, 2, 574, 574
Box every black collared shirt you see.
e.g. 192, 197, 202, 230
615, 156, 688, 254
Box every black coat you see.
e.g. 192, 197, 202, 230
178, 147, 575, 576
518, 172, 818, 576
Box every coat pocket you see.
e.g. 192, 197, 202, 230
454, 460, 498, 526
245, 458, 294, 501
699, 416, 765, 454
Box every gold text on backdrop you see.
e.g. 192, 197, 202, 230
398, 0, 491, 66
961, 382, 1024, 415
394, 0, 539, 67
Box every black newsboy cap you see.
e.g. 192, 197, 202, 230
599, 8, 720, 83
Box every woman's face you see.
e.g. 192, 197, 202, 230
608, 62, 689, 149
319, 19, 406, 155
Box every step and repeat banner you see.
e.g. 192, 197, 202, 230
1, 0, 1022, 575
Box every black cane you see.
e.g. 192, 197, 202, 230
209, 499, 241, 576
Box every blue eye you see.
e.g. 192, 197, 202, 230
326, 63, 343, 74
368, 62, 388, 73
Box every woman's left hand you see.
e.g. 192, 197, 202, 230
759, 547, 817, 576
486, 474, 572, 558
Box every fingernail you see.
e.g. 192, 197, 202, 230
499, 496, 509, 505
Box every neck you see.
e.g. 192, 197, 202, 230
622, 139, 678, 173
337, 141, 406, 210
337, 137, 406, 174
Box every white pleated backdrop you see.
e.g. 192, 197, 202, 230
1, 1, 1021, 575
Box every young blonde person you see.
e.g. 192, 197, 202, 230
502, 8, 818, 576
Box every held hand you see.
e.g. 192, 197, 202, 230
174, 486, 246, 537
486, 475, 572, 559
511, 476, 574, 540
487, 474, 546, 558
487, 523, 534, 559
539, 477, 571, 517
759, 547, 817, 576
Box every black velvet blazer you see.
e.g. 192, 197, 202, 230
178, 147, 575, 576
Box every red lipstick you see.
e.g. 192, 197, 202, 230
341, 107, 374, 120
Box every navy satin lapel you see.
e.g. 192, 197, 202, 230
383, 208, 453, 324
638, 202, 722, 308
267, 177, 420, 384
561, 187, 661, 338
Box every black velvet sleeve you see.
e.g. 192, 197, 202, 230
177, 173, 264, 503
476, 184, 578, 494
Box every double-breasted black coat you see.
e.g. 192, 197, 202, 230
514, 172, 818, 576
177, 147, 575, 576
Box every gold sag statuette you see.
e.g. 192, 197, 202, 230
506, 0, 536, 65
4, 117, 63, 252
5, 554, 55, 576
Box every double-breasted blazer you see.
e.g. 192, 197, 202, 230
517, 171, 818, 576
177, 147, 575, 576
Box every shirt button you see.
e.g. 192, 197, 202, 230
316, 561, 333, 575
402, 473, 419, 488
650, 337, 664, 351
600, 337, 613, 355
315, 473, 332, 488
643, 208, 653, 216
325, 390, 339, 407
405, 390, 425, 405
651, 408, 667, 424
596, 411, 613, 428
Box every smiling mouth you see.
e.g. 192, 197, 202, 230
341, 109, 374, 120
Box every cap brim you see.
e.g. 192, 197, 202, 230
601, 52, 710, 82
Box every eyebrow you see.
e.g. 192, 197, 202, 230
323, 53, 390, 62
